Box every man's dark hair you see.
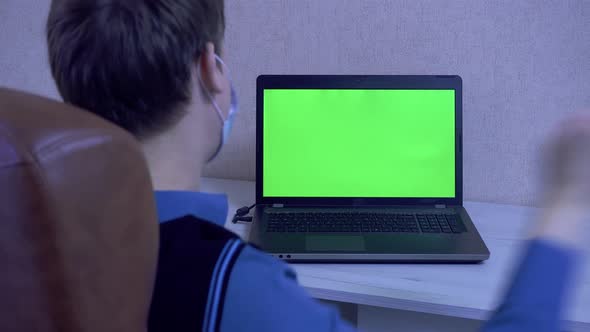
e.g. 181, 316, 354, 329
46, 0, 225, 138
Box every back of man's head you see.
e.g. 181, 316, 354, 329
46, 0, 225, 139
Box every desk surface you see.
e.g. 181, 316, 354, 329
201, 177, 590, 329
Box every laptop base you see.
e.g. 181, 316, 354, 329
249, 205, 490, 263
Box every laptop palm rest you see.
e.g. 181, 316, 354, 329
305, 235, 366, 252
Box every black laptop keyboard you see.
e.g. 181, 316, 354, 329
266, 212, 466, 234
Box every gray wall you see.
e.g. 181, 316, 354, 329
1, 1, 588, 206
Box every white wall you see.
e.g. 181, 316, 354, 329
1, 0, 589, 206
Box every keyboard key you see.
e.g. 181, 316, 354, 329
449, 225, 463, 233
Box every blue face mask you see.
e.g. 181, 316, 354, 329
200, 55, 238, 162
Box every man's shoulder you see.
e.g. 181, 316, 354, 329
155, 190, 228, 227
159, 214, 237, 243
150, 215, 245, 331
232, 244, 297, 281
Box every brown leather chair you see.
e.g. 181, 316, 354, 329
0, 88, 159, 331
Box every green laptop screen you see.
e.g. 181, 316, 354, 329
263, 89, 456, 198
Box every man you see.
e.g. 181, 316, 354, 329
46, 1, 588, 331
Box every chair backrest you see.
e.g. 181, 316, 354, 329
0, 88, 159, 331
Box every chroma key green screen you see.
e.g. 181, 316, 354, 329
263, 89, 455, 198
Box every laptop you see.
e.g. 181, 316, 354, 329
248, 75, 490, 263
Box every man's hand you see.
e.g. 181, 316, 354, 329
544, 115, 590, 205
536, 113, 590, 248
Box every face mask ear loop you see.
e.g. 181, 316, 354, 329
197, 58, 227, 123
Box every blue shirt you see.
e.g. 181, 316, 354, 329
155, 191, 579, 332
482, 239, 579, 332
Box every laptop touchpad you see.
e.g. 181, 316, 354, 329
305, 235, 366, 252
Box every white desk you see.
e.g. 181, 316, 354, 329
201, 178, 590, 332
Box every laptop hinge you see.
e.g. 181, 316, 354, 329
272, 203, 284, 208
435, 204, 446, 209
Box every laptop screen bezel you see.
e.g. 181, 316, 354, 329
256, 75, 463, 206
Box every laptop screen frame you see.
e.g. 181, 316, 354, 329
256, 75, 463, 206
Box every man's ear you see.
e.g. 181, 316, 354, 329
198, 42, 224, 94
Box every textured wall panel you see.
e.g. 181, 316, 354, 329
1, 0, 588, 205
